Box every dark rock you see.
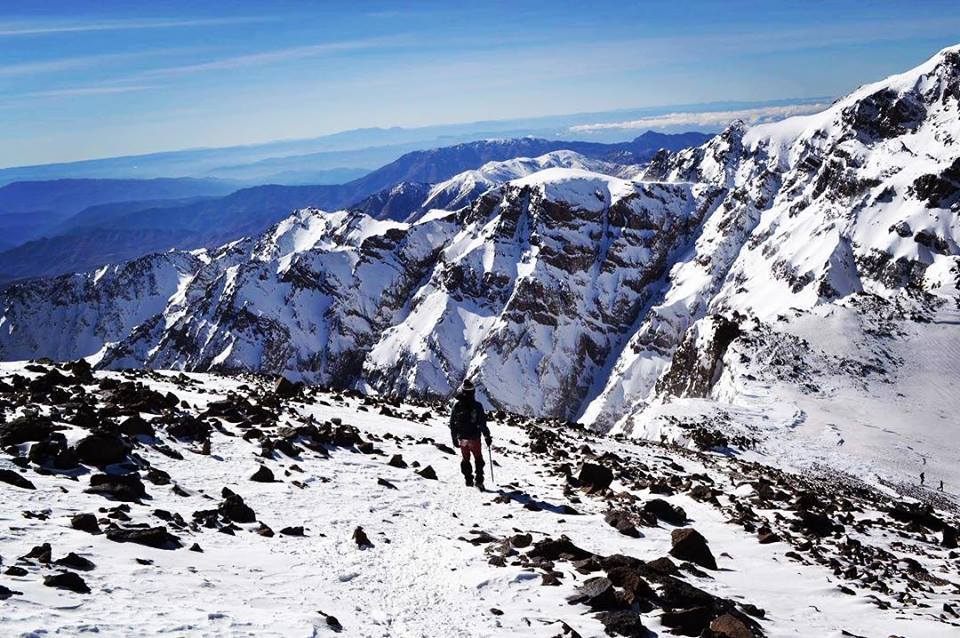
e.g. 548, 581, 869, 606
670, 528, 717, 570
0, 415, 58, 446
595, 610, 647, 637
509, 533, 533, 548
541, 572, 562, 586
527, 535, 593, 562
606, 566, 657, 602
0, 584, 23, 599
54, 552, 96, 571
106, 526, 181, 550
643, 499, 688, 526
250, 465, 275, 482
44, 571, 90, 594
75, 434, 130, 466
165, 414, 211, 441
219, 489, 256, 523
709, 613, 755, 638
943, 525, 958, 549
280, 526, 305, 536
5, 566, 28, 576
661, 606, 716, 636
86, 473, 146, 502
578, 462, 614, 493
377, 477, 398, 490
20, 542, 52, 563
604, 510, 641, 537
189, 543, 203, 552
416, 465, 437, 480
757, 528, 781, 544
325, 614, 343, 632
0, 468, 36, 490
119, 415, 154, 437
273, 377, 304, 398
795, 510, 840, 537
387, 454, 407, 468
353, 526, 373, 549
645, 556, 678, 576
567, 576, 620, 610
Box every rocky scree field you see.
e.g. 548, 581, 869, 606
0, 361, 958, 637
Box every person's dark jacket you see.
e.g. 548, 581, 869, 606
449, 395, 490, 445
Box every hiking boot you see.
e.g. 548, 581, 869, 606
475, 481, 485, 491
464, 474, 474, 487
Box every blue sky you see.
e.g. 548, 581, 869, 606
2, 0, 959, 167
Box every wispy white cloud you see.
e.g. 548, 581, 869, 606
21, 84, 159, 98
0, 16, 270, 37
136, 37, 410, 77
0, 48, 201, 78
569, 103, 830, 133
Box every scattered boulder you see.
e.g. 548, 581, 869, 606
661, 606, 716, 636
578, 462, 614, 493
353, 526, 373, 549
670, 528, 717, 570
165, 414, 211, 441
0, 415, 58, 446
567, 576, 620, 610
527, 536, 593, 562
377, 477, 398, 490
86, 473, 146, 502
643, 499, 687, 526
0, 468, 36, 490
709, 613, 755, 638
75, 434, 130, 466
595, 610, 647, 637
106, 526, 181, 550
0, 584, 23, 600
44, 571, 90, 594
219, 488, 256, 523
416, 465, 438, 480
273, 376, 304, 398
387, 454, 407, 468
604, 510, 641, 537
280, 526, 305, 536
119, 415, 154, 437
54, 552, 96, 571
943, 525, 958, 549
250, 465, 275, 482
20, 542, 52, 563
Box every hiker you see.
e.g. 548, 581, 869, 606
449, 380, 492, 490
920, 471, 925, 486
940, 480, 945, 492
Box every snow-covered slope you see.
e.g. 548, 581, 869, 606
0, 362, 957, 636
351, 150, 637, 222
417, 151, 637, 219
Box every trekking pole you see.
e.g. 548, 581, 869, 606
487, 439, 495, 485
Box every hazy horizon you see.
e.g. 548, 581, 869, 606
3, 0, 959, 167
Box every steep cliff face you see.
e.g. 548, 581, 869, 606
582, 45, 960, 431
364, 169, 713, 418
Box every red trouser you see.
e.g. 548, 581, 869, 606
459, 438, 483, 462
459, 438, 485, 484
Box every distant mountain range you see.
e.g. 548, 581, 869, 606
0, 98, 821, 186
0, 131, 709, 283
0, 177, 236, 250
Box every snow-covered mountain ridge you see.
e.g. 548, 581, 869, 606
1, 46, 959, 493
